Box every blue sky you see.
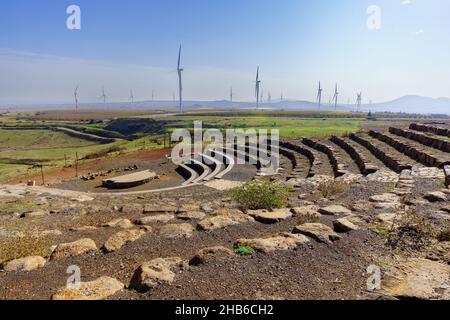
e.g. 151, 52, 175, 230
0, 0, 449, 104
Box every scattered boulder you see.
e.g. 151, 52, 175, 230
103, 229, 147, 253
235, 233, 309, 253
189, 246, 235, 265
103, 218, 134, 229
52, 276, 124, 300
427, 242, 450, 264
70, 226, 98, 232
70, 195, 94, 203
137, 214, 175, 225
50, 238, 97, 260
158, 223, 195, 239
375, 213, 398, 226
424, 191, 448, 202
120, 204, 144, 214
441, 205, 450, 213
247, 208, 292, 224
129, 257, 188, 292
143, 203, 178, 213
177, 211, 206, 221
370, 193, 400, 203
0, 230, 24, 238
291, 205, 321, 219
333, 218, 359, 233
2, 256, 46, 272
39, 229, 63, 237
380, 258, 450, 300
178, 203, 201, 213
20, 210, 48, 218
293, 223, 342, 244
318, 205, 352, 216
197, 209, 254, 231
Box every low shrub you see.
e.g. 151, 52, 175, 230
230, 180, 291, 210
234, 245, 255, 256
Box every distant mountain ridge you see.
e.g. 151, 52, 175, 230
1, 95, 449, 115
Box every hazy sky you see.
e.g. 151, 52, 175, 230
1, 0, 449, 105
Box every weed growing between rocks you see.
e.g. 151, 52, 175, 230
387, 207, 435, 252
234, 245, 255, 256
230, 180, 291, 211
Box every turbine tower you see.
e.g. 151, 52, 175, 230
332, 83, 339, 110
152, 90, 155, 101
177, 45, 184, 113
356, 92, 362, 111
129, 89, 134, 104
316, 81, 323, 110
255, 66, 261, 110
268, 92, 271, 104
101, 87, 107, 104
74, 85, 79, 110
230, 87, 233, 102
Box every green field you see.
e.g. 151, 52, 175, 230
164, 116, 367, 138
0, 110, 373, 181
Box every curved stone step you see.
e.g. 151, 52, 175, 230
178, 163, 199, 186
201, 154, 223, 181
212, 150, 235, 179
330, 136, 379, 175
370, 130, 450, 169
191, 159, 211, 183
350, 133, 413, 173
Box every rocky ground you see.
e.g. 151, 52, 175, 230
0, 124, 449, 301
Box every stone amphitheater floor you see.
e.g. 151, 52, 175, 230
0, 122, 449, 300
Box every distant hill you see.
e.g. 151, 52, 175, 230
2, 95, 449, 115
369, 95, 450, 115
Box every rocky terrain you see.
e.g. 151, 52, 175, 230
0, 122, 449, 300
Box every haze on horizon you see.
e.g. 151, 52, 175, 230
0, 0, 449, 107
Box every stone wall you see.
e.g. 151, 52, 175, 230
330, 136, 377, 175
350, 133, 411, 173
410, 123, 450, 138
302, 138, 347, 177
369, 131, 449, 168
390, 127, 450, 153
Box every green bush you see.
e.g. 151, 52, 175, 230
234, 245, 255, 256
230, 180, 291, 210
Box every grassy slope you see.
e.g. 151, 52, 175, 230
164, 116, 367, 138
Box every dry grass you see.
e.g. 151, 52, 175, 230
317, 179, 350, 199
0, 236, 52, 265
387, 207, 435, 251
297, 212, 320, 225
437, 228, 450, 242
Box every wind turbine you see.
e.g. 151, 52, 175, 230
129, 89, 134, 104
152, 90, 155, 101
268, 92, 271, 104
230, 87, 233, 102
255, 66, 261, 110
74, 85, 79, 110
356, 92, 362, 111
316, 81, 323, 110
332, 83, 339, 110
100, 87, 107, 104
177, 45, 184, 113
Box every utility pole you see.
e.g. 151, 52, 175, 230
75, 152, 79, 177
40, 165, 45, 186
